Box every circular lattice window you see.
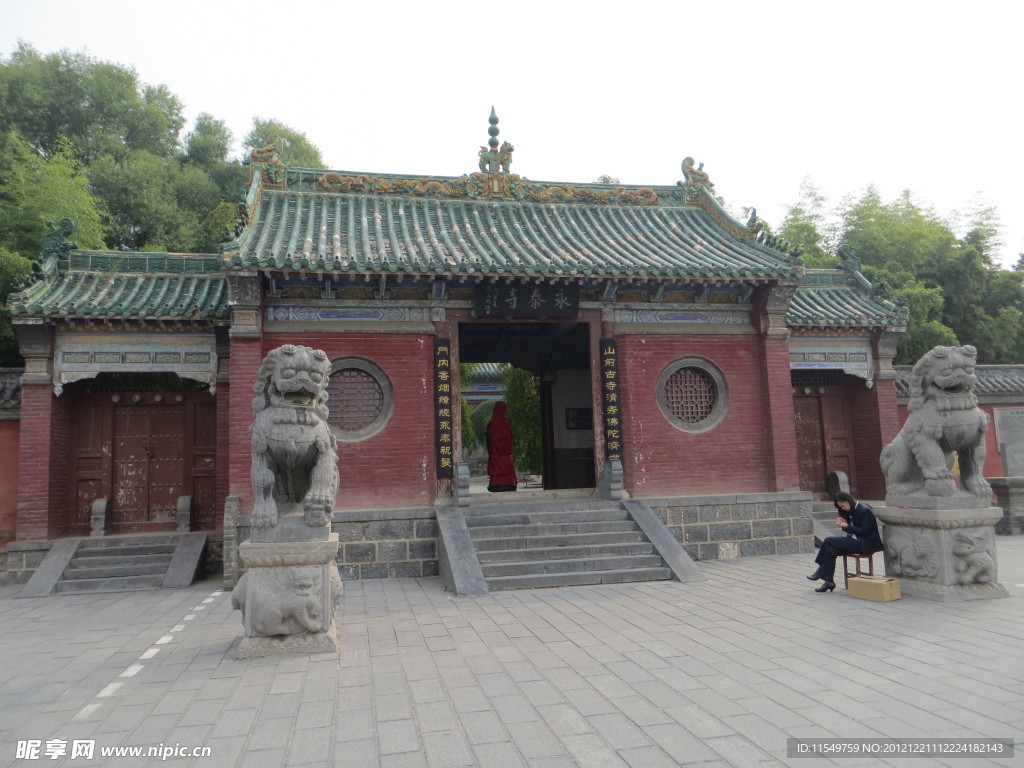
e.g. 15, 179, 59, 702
325, 358, 393, 441
656, 358, 728, 433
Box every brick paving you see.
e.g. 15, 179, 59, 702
1, 538, 1022, 767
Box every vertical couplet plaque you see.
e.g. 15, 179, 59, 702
600, 339, 622, 461
434, 338, 454, 477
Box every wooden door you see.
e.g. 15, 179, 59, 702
111, 404, 185, 528
821, 390, 856, 487
794, 396, 827, 494
68, 388, 218, 535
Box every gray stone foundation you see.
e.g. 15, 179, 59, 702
645, 492, 814, 560
226, 507, 439, 589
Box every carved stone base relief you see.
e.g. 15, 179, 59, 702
875, 505, 1008, 602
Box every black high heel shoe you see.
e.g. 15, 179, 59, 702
806, 569, 822, 581
814, 581, 836, 593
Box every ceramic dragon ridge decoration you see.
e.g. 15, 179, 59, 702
880, 345, 991, 498
250, 345, 339, 529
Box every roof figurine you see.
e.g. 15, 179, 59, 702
248, 134, 289, 186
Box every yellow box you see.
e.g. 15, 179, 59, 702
847, 575, 901, 602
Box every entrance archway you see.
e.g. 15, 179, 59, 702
458, 322, 594, 490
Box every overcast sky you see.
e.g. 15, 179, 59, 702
2, 0, 1020, 267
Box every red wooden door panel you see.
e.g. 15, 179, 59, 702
794, 396, 827, 494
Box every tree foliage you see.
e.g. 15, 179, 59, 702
777, 178, 834, 267
244, 118, 324, 169
780, 180, 1024, 364
499, 365, 542, 476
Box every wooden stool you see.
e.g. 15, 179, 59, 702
843, 552, 875, 589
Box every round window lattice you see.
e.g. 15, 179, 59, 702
664, 368, 717, 423
325, 359, 393, 441
656, 358, 728, 433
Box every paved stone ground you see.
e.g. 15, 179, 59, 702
1, 539, 1022, 768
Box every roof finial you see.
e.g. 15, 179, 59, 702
488, 106, 500, 151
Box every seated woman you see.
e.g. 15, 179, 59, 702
807, 492, 884, 593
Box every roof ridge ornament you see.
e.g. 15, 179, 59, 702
248, 135, 289, 187
477, 107, 514, 174
681, 157, 714, 195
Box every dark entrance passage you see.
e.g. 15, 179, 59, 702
459, 322, 594, 490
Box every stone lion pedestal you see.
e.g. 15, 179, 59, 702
877, 344, 1008, 602
231, 345, 343, 658
875, 497, 1008, 602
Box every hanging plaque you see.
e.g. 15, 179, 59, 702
475, 281, 579, 318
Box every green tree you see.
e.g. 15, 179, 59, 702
0, 42, 184, 162
777, 178, 834, 267
470, 399, 497, 453
245, 118, 325, 168
459, 363, 480, 455
0, 131, 106, 259
0, 131, 107, 363
185, 112, 233, 168
500, 365, 542, 476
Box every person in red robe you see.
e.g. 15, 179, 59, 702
486, 401, 517, 492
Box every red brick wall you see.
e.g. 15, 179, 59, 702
16, 384, 71, 539
257, 333, 437, 510
616, 334, 779, 496
0, 420, 19, 546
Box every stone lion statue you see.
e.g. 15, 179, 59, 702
250, 345, 339, 529
880, 345, 990, 498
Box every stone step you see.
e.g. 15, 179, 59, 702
485, 567, 672, 591
77, 534, 180, 549
62, 562, 170, 580
468, 520, 639, 538
55, 574, 166, 593
472, 530, 648, 552
481, 554, 664, 577
477, 541, 656, 563
65, 553, 174, 569
465, 498, 620, 516
464, 509, 629, 527
72, 544, 177, 558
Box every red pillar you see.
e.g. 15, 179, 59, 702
16, 383, 71, 539
761, 336, 801, 492
227, 336, 263, 510
850, 376, 899, 500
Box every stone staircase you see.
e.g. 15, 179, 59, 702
57, 535, 178, 593
19, 533, 207, 597
464, 496, 672, 590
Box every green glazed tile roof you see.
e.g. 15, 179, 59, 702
8, 251, 227, 320
225, 186, 802, 282
788, 270, 908, 329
